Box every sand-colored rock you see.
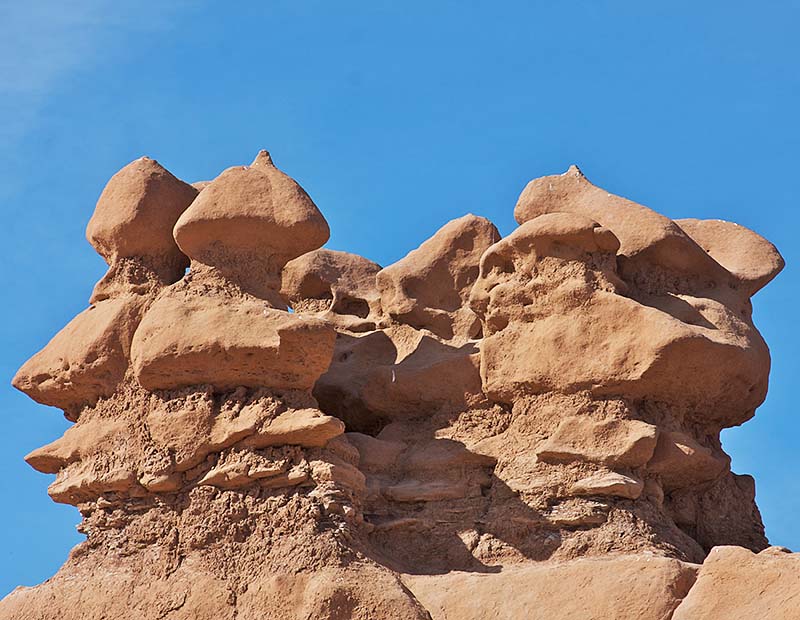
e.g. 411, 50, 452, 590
4, 155, 786, 619
672, 546, 800, 620
383, 479, 469, 502
647, 430, 728, 490
281, 248, 382, 330
131, 294, 335, 391
314, 327, 484, 430
404, 555, 698, 620
571, 471, 644, 499
0, 545, 430, 620
25, 417, 127, 474
536, 416, 658, 468
146, 397, 343, 473
86, 157, 197, 280
12, 296, 144, 416
677, 218, 784, 295
238, 409, 345, 449
471, 211, 771, 422
48, 460, 140, 504
377, 214, 500, 339
513, 166, 732, 282
173, 151, 329, 300
345, 432, 406, 471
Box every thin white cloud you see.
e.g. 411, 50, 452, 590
0, 1, 190, 144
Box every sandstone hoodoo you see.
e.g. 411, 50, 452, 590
173, 150, 330, 304
4, 155, 791, 619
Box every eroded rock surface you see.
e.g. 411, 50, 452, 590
5, 156, 788, 619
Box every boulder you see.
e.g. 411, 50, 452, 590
173, 151, 329, 299
677, 218, 784, 296
377, 214, 499, 339
513, 165, 733, 283
131, 294, 335, 392
672, 546, 800, 620
12, 296, 145, 416
570, 471, 644, 500
237, 409, 345, 449
404, 555, 697, 620
345, 432, 406, 471
536, 417, 658, 468
647, 430, 728, 490
86, 157, 197, 281
281, 248, 382, 330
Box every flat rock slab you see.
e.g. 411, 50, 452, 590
404, 555, 697, 620
131, 295, 335, 391
536, 416, 657, 468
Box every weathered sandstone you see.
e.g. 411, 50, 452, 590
281, 248, 383, 331
131, 294, 335, 391
86, 157, 197, 290
4, 155, 787, 619
174, 150, 329, 304
377, 214, 500, 340
672, 546, 800, 619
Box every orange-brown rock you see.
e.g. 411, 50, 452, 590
672, 546, 800, 620
471, 211, 771, 422
174, 151, 329, 302
571, 471, 644, 499
404, 555, 698, 620
536, 416, 658, 468
12, 296, 144, 416
676, 218, 785, 296
513, 165, 733, 282
131, 294, 335, 391
377, 214, 500, 339
313, 326, 484, 430
25, 416, 128, 474
86, 157, 197, 289
281, 248, 382, 330
4, 156, 786, 619
647, 430, 729, 490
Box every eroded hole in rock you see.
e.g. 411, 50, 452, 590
312, 382, 389, 436
332, 296, 370, 318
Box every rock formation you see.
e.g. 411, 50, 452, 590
3, 157, 793, 619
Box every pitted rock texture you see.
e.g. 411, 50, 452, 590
4, 154, 791, 619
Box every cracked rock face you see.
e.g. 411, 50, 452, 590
4, 155, 792, 620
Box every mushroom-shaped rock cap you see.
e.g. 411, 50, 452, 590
173, 151, 330, 272
676, 218, 784, 296
514, 166, 733, 284
86, 157, 197, 267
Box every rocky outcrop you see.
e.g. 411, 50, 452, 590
4, 155, 789, 619
672, 546, 800, 619
173, 150, 329, 305
281, 248, 383, 331
376, 214, 500, 340
404, 555, 698, 620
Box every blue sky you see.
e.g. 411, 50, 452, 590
1, 1, 797, 596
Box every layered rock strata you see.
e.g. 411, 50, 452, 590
4, 157, 791, 619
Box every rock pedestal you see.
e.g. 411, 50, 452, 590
5, 155, 792, 620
